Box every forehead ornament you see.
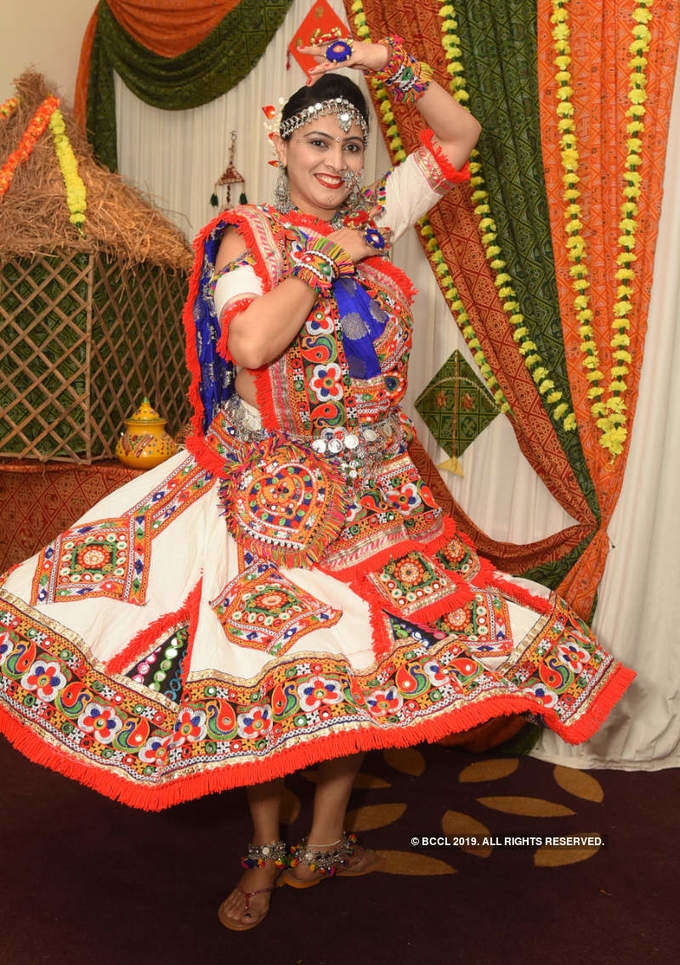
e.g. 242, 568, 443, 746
279, 97, 368, 142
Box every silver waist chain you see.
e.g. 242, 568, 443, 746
219, 393, 408, 484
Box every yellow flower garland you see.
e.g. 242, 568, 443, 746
350, 0, 511, 413
438, 1, 575, 432
550, 0, 653, 457
1, 97, 18, 120
49, 108, 87, 228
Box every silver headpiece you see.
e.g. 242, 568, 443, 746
279, 98, 368, 142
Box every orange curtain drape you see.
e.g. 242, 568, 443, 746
537, 0, 680, 614
75, 0, 242, 126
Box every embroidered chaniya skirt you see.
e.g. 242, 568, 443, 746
0, 434, 634, 810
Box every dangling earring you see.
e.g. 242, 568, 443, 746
272, 168, 292, 213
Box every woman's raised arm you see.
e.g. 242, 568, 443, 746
302, 38, 481, 171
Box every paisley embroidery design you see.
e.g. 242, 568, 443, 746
0, 590, 630, 808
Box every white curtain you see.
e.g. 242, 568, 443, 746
114, 0, 680, 769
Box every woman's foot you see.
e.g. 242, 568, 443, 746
336, 843, 384, 877
218, 859, 281, 931
279, 833, 382, 888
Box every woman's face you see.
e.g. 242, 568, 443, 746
275, 113, 365, 220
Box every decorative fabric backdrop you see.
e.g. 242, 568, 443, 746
349, 0, 679, 622
537, 0, 680, 616
75, 0, 296, 170
81, 0, 680, 765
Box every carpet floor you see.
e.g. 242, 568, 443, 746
1, 735, 678, 965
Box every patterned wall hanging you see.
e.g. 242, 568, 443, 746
415, 349, 500, 476
288, 0, 349, 77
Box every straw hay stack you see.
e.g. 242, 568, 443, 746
0, 72, 193, 463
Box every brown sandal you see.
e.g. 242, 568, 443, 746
218, 884, 275, 931
218, 840, 288, 931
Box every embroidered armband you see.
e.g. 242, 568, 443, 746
288, 236, 355, 295
373, 36, 432, 104
209, 251, 257, 297
213, 263, 263, 321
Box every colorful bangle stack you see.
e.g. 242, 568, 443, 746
374, 35, 431, 104
289, 236, 355, 294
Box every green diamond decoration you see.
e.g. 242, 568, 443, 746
415, 349, 500, 459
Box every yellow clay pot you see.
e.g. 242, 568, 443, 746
115, 398, 178, 470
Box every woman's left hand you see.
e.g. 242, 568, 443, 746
298, 40, 388, 80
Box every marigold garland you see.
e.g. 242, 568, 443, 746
550, 0, 653, 458
49, 108, 87, 228
438, 1, 575, 432
349, 0, 511, 414
0, 95, 59, 201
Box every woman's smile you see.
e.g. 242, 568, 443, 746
314, 172, 345, 189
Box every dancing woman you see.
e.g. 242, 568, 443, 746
0, 37, 634, 932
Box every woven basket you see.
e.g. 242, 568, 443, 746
0, 250, 190, 463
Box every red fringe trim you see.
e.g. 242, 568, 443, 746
184, 432, 232, 479
252, 364, 279, 432
105, 579, 202, 676
363, 256, 418, 306
437, 535, 554, 616
183, 206, 281, 473
544, 662, 636, 745
368, 603, 394, 660
485, 573, 554, 616
322, 516, 457, 584
0, 656, 634, 810
215, 297, 255, 362
419, 127, 471, 184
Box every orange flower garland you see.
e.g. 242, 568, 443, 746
0, 95, 59, 201
0, 97, 18, 120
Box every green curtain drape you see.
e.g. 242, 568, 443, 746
86, 0, 295, 171
451, 2, 597, 521
448, 1, 601, 589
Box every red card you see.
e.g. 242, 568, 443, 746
288, 0, 350, 79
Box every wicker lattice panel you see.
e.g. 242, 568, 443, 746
0, 251, 190, 462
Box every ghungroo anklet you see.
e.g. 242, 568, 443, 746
240, 839, 289, 869
288, 831, 359, 876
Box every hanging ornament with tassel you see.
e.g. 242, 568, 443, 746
209, 130, 246, 209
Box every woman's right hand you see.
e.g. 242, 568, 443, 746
327, 227, 375, 264
328, 205, 388, 263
